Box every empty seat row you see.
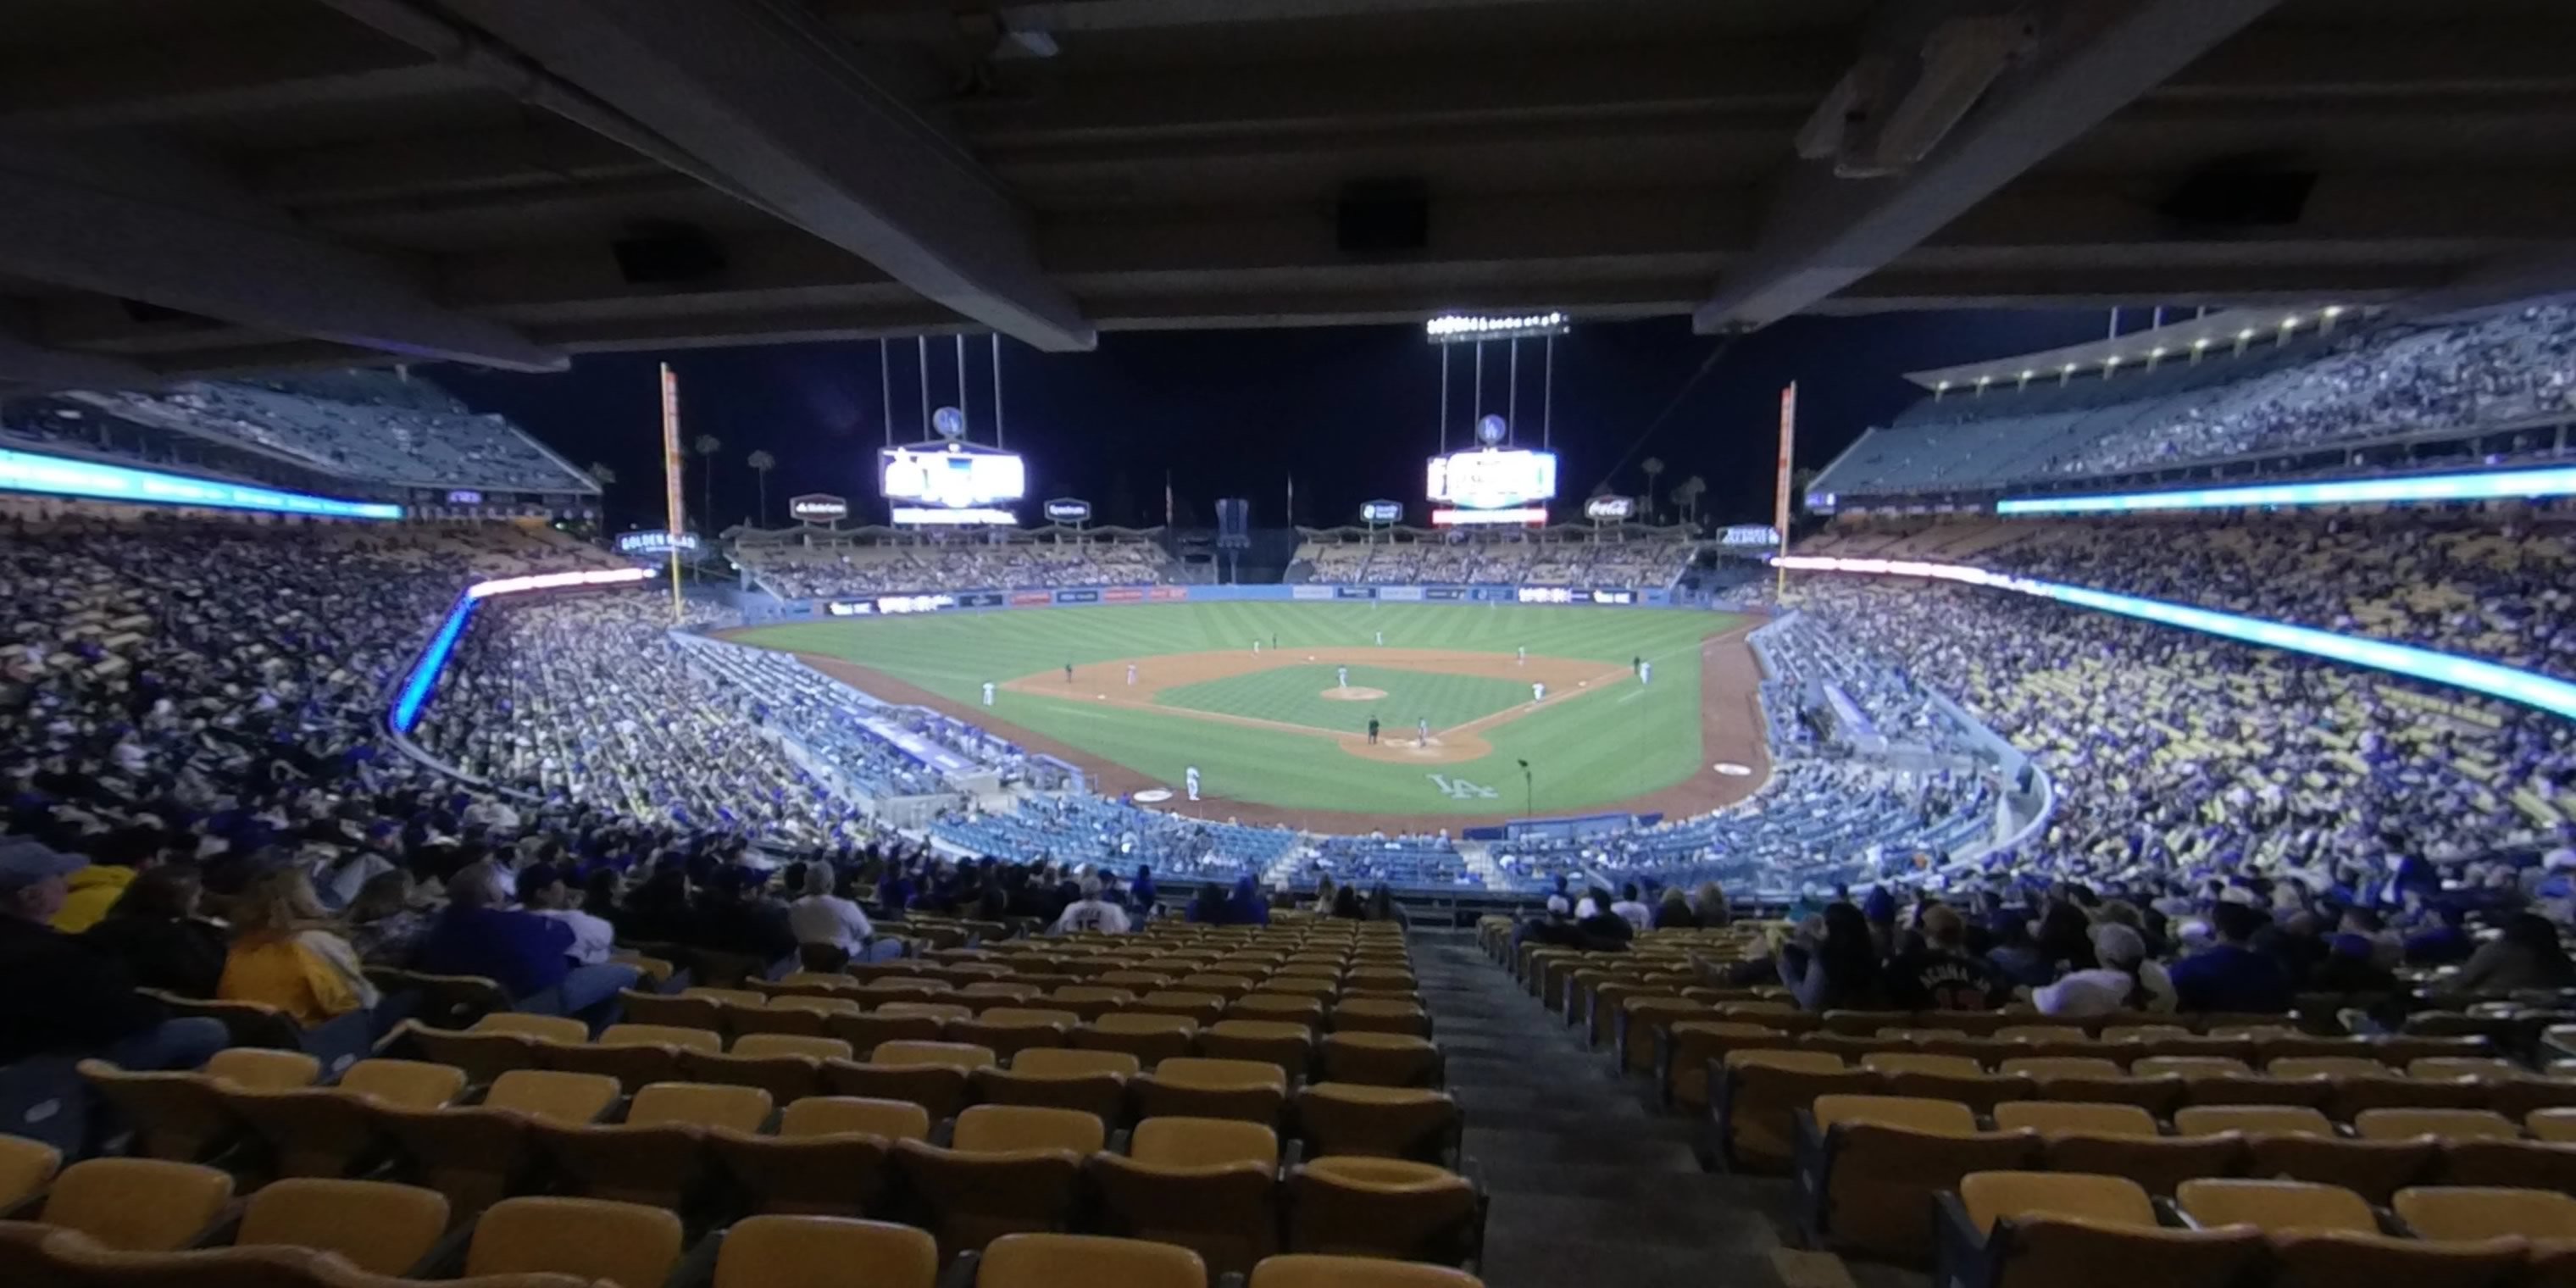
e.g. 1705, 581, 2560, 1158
621, 985, 1430, 1038
1942, 1173, 2576, 1288
1791, 1094, 2576, 1263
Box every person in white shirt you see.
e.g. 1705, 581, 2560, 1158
1607, 883, 1653, 934
786, 863, 883, 962
2033, 922, 2176, 1016
1051, 875, 1132, 935
518, 864, 617, 965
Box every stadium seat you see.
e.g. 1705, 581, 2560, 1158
1292, 1085, 1460, 1165
219, 1058, 467, 1177
2396, 1185, 2576, 1241
710, 1214, 938, 1288
1180, 975, 1257, 1002
233, 1178, 448, 1275
1285, 1156, 1481, 1266
1659, 1022, 1784, 1109
1797, 1095, 2039, 1262
2356, 1109, 2523, 1142
1198, 1020, 1317, 1082
1713, 1050, 1876, 1171
2176, 1177, 2527, 1288
1990, 1100, 2239, 1196
966, 1232, 1208, 1288
536, 1080, 774, 1208
34, 1158, 234, 1252
1130, 992, 1228, 1027
1132, 1058, 1291, 1125
537, 1024, 713, 1093
1088, 1116, 1282, 1276
1332, 1000, 1431, 1038
397, 1018, 569, 1085
2219, 1113, 2438, 1203
710, 1096, 928, 1218
0, 1135, 61, 1211
373, 1069, 620, 1213
730, 1034, 854, 1061
947, 1009, 1079, 1062
1074, 1014, 1201, 1065
1865, 1054, 2035, 1115
972, 1048, 1137, 1123
79, 1048, 319, 1161
1231, 997, 1328, 1028
1935, 1171, 2267, 1288
1319, 1033, 1443, 1088
464, 1196, 685, 1288
892, 1105, 1104, 1259
1049, 988, 1137, 1022
678, 1046, 827, 1103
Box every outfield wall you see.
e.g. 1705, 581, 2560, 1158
737, 581, 1685, 622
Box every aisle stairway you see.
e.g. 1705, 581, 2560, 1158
1413, 932, 1867, 1288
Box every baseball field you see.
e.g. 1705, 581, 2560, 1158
723, 601, 1769, 830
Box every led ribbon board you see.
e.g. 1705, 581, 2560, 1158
0, 447, 402, 519
1997, 465, 2576, 516
1770, 554, 2576, 720
390, 568, 654, 733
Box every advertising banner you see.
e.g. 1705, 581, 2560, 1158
1424, 586, 1465, 601
1377, 586, 1425, 602
1011, 591, 1053, 607
1055, 589, 1101, 604
1147, 586, 1188, 602
1334, 586, 1377, 600
957, 591, 1007, 608
1291, 586, 1336, 601
1470, 586, 1516, 602
1044, 497, 1092, 523
788, 493, 849, 522
1102, 587, 1146, 602
1583, 495, 1635, 521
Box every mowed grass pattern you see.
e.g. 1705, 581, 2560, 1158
730, 602, 1746, 819
1153, 664, 1537, 736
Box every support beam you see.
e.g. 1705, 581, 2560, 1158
2395, 243, 2576, 321
0, 19, 469, 130
0, 142, 564, 371
431, 0, 1092, 351
1694, 0, 2285, 331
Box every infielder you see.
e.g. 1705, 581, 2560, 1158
1639, 660, 1652, 686
1125, 663, 1137, 686
1336, 665, 1350, 689
1517, 645, 1527, 664
1531, 681, 1546, 703
1185, 766, 1202, 802
1375, 630, 1384, 646
981, 681, 996, 706
1252, 639, 1262, 654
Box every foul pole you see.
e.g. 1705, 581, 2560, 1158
1774, 381, 1797, 602
659, 363, 686, 623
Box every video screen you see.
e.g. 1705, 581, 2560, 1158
1427, 448, 1557, 510
880, 446, 1026, 509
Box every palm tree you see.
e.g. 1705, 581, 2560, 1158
747, 450, 776, 526
1640, 458, 1664, 523
1679, 475, 1707, 526
691, 434, 722, 528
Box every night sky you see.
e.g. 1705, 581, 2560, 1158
436, 309, 2107, 534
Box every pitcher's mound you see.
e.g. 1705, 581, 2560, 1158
1322, 686, 1388, 701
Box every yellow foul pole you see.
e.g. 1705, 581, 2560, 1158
1773, 380, 1796, 602
660, 363, 686, 624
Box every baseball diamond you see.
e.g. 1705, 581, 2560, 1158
720, 601, 1768, 831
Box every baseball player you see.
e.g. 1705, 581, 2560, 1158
1336, 665, 1350, 689
1063, 662, 1074, 684
1252, 639, 1262, 654
1185, 766, 1202, 802
1517, 645, 1527, 665
1531, 681, 1546, 703
981, 681, 996, 706
1639, 659, 1652, 686
1367, 716, 1380, 745
1416, 716, 1430, 746
1126, 663, 1137, 686
1375, 630, 1384, 646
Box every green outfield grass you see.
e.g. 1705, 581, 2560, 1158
1154, 663, 1534, 736
729, 602, 1746, 817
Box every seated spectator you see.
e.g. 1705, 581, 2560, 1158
82, 865, 226, 997
786, 863, 893, 967
2033, 922, 2177, 1017
1882, 904, 2007, 1011
1049, 875, 1132, 935
2309, 932, 2401, 995
1608, 883, 1653, 934
1653, 887, 1698, 930
0, 841, 227, 1069
345, 870, 436, 969
2166, 901, 2294, 1013
1364, 883, 1409, 928
1984, 912, 2052, 988
1779, 904, 1885, 1011
2445, 913, 2576, 995
520, 863, 616, 966
415, 863, 637, 1024
2402, 906, 2476, 967
1574, 887, 1636, 952
49, 850, 142, 935
1690, 880, 1731, 928
1330, 886, 1366, 920
218, 867, 380, 1027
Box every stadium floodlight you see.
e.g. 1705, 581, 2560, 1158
2323, 305, 2346, 318
2018, 369, 2035, 379
1769, 554, 2576, 721
1423, 311, 1570, 344
0, 447, 401, 519
2193, 337, 2212, 349
2236, 328, 2257, 341
1996, 465, 2576, 517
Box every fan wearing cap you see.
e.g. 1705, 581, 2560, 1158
0, 837, 229, 1069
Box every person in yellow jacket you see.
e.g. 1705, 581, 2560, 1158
49, 860, 136, 934
217, 867, 380, 1026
